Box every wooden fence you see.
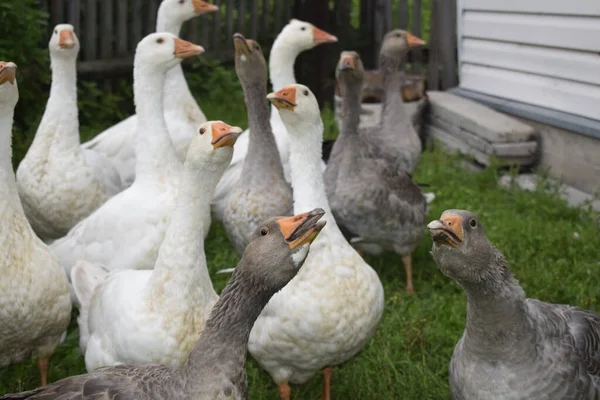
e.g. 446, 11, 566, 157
40, 0, 457, 96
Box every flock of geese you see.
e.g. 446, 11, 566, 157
0, 0, 598, 399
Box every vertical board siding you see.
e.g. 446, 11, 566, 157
46, 0, 456, 91
458, 1, 600, 120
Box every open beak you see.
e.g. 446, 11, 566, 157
233, 33, 251, 56
192, 0, 218, 14
0, 62, 17, 85
174, 37, 205, 59
278, 208, 327, 249
406, 32, 426, 48
338, 53, 356, 71
267, 86, 297, 111
58, 30, 76, 49
312, 26, 338, 44
210, 121, 242, 149
427, 214, 464, 248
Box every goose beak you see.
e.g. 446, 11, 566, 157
233, 33, 251, 56
267, 86, 297, 111
174, 38, 204, 58
427, 214, 464, 248
312, 26, 338, 44
210, 121, 242, 149
0, 62, 17, 85
58, 30, 76, 49
338, 53, 356, 70
278, 208, 327, 249
406, 32, 426, 48
192, 0, 218, 14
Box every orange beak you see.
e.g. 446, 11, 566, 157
338, 53, 356, 70
277, 208, 326, 248
58, 30, 76, 49
0, 62, 17, 85
266, 85, 297, 111
406, 32, 426, 48
192, 0, 219, 14
210, 121, 242, 149
427, 214, 464, 247
174, 37, 204, 58
312, 26, 338, 44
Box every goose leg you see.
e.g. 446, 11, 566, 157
38, 357, 49, 386
278, 382, 291, 400
319, 367, 333, 400
402, 254, 415, 294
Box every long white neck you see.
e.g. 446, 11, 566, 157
133, 62, 182, 181
269, 37, 301, 91
28, 54, 80, 157
0, 101, 34, 235
156, 14, 201, 119
149, 153, 224, 306
284, 114, 345, 241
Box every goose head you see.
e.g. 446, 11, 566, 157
278, 19, 338, 53
335, 51, 365, 86
158, 0, 218, 26
49, 24, 79, 59
187, 120, 242, 169
233, 33, 267, 87
0, 62, 18, 107
134, 32, 204, 72
381, 29, 425, 62
242, 208, 326, 286
428, 210, 498, 284
267, 83, 320, 129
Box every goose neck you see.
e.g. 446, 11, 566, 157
149, 160, 222, 305
133, 63, 181, 180
156, 13, 182, 36
269, 40, 300, 91
380, 56, 410, 129
183, 265, 273, 379
241, 82, 285, 181
339, 79, 362, 135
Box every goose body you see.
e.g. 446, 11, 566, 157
73, 121, 239, 371
325, 51, 426, 293
50, 34, 205, 283
16, 25, 123, 240
222, 34, 292, 254
250, 84, 384, 399
1, 210, 326, 400
0, 61, 72, 386
212, 19, 337, 219
429, 210, 600, 400
81, 0, 217, 186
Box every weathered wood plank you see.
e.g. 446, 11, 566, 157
250, 0, 258, 38
274, 0, 283, 33
84, 0, 97, 61
238, 0, 246, 34
146, 0, 159, 32
131, 0, 143, 52
212, 0, 223, 56
100, 0, 113, 58
463, 0, 600, 15
262, 0, 270, 38
226, 0, 234, 38
398, 0, 409, 29
68, 0, 81, 35
284, 0, 293, 22
412, 0, 422, 73
439, 0, 457, 88
50, 0, 64, 28
427, 0, 440, 90
116, 0, 128, 56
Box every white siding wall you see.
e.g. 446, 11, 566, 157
457, 0, 600, 121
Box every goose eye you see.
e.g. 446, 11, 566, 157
156, 38, 164, 44
54, 30, 58, 34
255, 45, 259, 50
199, 128, 205, 134
301, 26, 306, 31
260, 227, 269, 236
303, 90, 309, 96
469, 218, 477, 228
179, 0, 185, 3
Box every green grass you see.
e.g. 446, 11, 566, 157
3, 66, 600, 398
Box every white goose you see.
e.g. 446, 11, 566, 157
0, 61, 71, 386
72, 120, 240, 372
16, 24, 123, 241
249, 84, 384, 400
50, 33, 205, 284
212, 19, 337, 219
82, 0, 218, 186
